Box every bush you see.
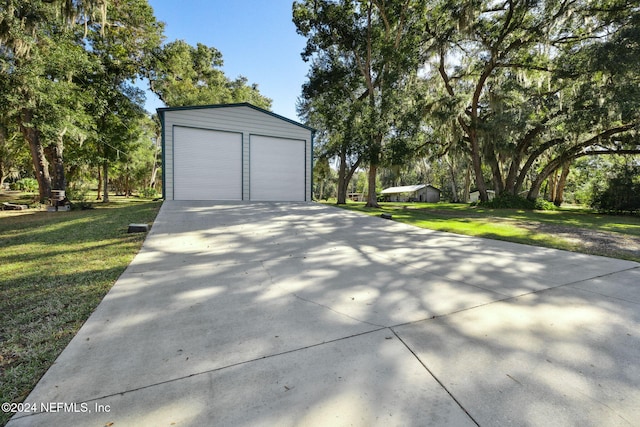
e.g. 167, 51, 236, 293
590, 166, 640, 214
65, 183, 90, 202
65, 182, 93, 210
534, 198, 557, 211
11, 178, 38, 192
140, 187, 159, 199
480, 193, 556, 210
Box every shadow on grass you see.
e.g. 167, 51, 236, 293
0, 200, 161, 426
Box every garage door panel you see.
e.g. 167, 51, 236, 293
173, 127, 242, 200
250, 135, 305, 201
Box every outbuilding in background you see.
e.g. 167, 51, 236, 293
158, 103, 314, 201
469, 190, 496, 203
381, 184, 441, 203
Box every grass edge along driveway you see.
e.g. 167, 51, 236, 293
328, 201, 640, 263
0, 199, 162, 427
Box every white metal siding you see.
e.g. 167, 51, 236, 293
162, 105, 312, 201
173, 127, 242, 200
250, 135, 305, 201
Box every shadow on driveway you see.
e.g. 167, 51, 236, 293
9, 201, 640, 426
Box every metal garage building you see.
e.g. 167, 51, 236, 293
158, 103, 315, 201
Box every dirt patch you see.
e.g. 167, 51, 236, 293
516, 221, 640, 260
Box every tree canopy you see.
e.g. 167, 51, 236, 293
3, 1, 638, 206
0, 0, 273, 202
296, 0, 640, 205
146, 40, 272, 109
294, 0, 431, 207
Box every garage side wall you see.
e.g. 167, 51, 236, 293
162, 106, 312, 201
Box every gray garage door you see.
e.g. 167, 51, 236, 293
173, 127, 242, 200
250, 135, 306, 201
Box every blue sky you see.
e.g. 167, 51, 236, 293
144, 0, 309, 121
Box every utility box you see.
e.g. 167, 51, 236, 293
128, 223, 150, 233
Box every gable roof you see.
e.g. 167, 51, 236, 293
156, 102, 316, 133
381, 184, 441, 194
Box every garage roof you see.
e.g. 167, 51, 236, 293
157, 102, 316, 132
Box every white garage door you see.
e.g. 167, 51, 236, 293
250, 135, 306, 201
173, 127, 242, 200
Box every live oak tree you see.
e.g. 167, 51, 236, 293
294, 0, 430, 207
0, 0, 163, 202
0, 1, 99, 202
524, 3, 640, 203
1, 0, 275, 203
424, 0, 640, 202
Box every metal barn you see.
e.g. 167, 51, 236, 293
158, 103, 314, 201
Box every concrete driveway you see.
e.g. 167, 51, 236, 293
8, 201, 640, 426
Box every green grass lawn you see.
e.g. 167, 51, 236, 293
328, 201, 640, 262
0, 197, 161, 426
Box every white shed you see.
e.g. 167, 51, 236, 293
158, 103, 315, 201
469, 190, 496, 203
381, 184, 441, 202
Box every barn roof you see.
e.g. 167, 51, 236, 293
381, 184, 426, 194
156, 102, 316, 133
381, 184, 441, 194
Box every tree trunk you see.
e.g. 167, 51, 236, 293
553, 161, 571, 207
0, 123, 7, 188
528, 156, 566, 200
336, 151, 361, 205
468, 127, 489, 202
337, 151, 348, 204
149, 135, 160, 189
486, 146, 504, 196
125, 163, 131, 196
20, 109, 51, 203
504, 156, 521, 195
504, 124, 549, 195
446, 154, 459, 202
365, 163, 379, 208
102, 160, 109, 203
463, 164, 472, 203
548, 170, 558, 202
527, 174, 545, 200
44, 134, 66, 191
96, 167, 102, 200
